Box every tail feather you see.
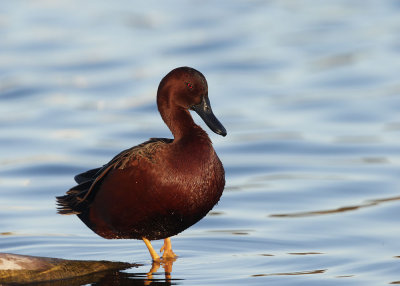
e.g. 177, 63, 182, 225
56, 181, 92, 215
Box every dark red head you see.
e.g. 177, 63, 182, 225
157, 67, 227, 137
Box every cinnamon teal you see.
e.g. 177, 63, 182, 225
56, 67, 226, 260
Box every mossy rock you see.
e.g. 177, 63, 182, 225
0, 253, 138, 284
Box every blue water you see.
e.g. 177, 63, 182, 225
1, 0, 400, 285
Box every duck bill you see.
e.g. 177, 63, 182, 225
191, 96, 227, 137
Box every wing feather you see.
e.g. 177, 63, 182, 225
56, 138, 172, 215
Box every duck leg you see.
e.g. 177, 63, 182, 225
142, 237, 160, 261
160, 237, 177, 259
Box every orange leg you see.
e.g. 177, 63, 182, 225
142, 237, 160, 261
160, 237, 177, 259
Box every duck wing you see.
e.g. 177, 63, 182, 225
56, 138, 172, 215
74, 168, 102, 184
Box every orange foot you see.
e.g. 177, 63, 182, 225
160, 237, 178, 259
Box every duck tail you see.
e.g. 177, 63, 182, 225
56, 192, 82, 215
56, 181, 92, 215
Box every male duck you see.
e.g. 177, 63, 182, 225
57, 67, 226, 260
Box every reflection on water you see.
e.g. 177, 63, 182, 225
288, 252, 323, 255
251, 269, 326, 277
88, 259, 179, 286
270, 195, 400, 218
144, 259, 177, 286
1, 0, 400, 285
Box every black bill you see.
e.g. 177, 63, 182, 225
191, 96, 227, 137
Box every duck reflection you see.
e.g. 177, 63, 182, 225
145, 258, 177, 285
94, 258, 178, 286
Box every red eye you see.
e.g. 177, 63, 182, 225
185, 82, 193, 89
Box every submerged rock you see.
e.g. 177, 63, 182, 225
0, 253, 138, 284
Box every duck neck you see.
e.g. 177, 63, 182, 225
162, 107, 206, 141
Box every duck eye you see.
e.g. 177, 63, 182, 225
185, 82, 193, 89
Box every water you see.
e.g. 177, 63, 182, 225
1, 0, 400, 284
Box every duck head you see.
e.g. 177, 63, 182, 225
157, 67, 227, 137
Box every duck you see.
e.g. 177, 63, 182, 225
56, 67, 227, 261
